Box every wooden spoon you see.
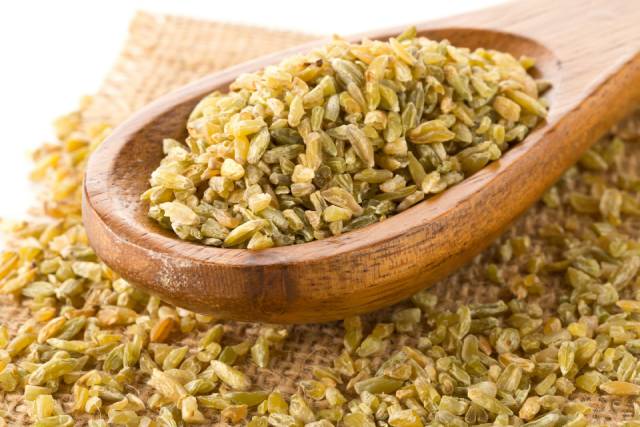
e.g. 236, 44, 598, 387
83, 0, 640, 323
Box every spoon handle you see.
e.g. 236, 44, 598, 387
425, 0, 640, 118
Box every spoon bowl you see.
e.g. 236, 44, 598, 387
83, 0, 640, 323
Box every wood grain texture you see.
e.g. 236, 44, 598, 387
83, 0, 640, 323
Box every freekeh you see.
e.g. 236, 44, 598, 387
143, 28, 549, 249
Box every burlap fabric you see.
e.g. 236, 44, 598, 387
2, 11, 639, 425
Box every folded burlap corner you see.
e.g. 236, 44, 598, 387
2, 11, 637, 425
84, 13, 316, 125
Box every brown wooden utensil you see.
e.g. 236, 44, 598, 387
83, 0, 640, 323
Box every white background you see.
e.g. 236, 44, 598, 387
0, 0, 503, 220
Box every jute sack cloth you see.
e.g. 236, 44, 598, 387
2, 11, 640, 425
